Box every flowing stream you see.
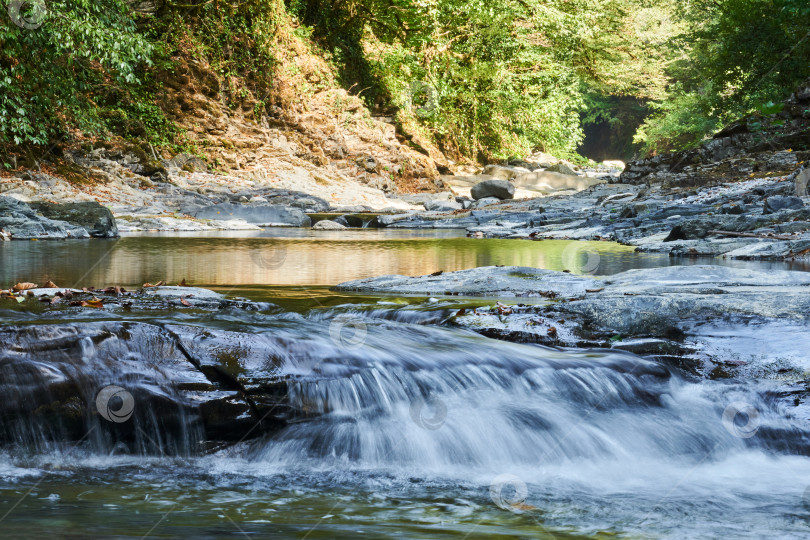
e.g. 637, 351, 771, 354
1, 230, 810, 538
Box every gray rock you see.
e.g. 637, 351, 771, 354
764, 196, 804, 214
312, 219, 347, 230
471, 179, 515, 200
424, 200, 463, 212
192, 203, 311, 227
333, 216, 351, 227
29, 201, 119, 238
0, 196, 91, 240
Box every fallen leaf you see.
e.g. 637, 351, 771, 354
180, 296, 191, 307
547, 327, 558, 338
179, 278, 187, 287
585, 288, 605, 293
43, 280, 58, 288
456, 308, 466, 317
155, 280, 166, 287
50, 296, 62, 305
430, 271, 443, 277
12, 282, 37, 291
143, 282, 154, 288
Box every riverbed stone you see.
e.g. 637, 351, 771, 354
764, 195, 804, 214
471, 179, 515, 200
312, 219, 347, 230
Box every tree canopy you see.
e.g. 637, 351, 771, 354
2, 0, 808, 161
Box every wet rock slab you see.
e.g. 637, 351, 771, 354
336, 265, 810, 384
335, 266, 600, 297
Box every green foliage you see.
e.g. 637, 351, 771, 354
3, 0, 807, 163
351, 0, 673, 160
635, 0, 810, 154
0, 0, 156, 145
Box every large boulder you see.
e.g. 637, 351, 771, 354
29, 201, 118, 238
0, 196, 91, 240
192, 203, 312, 227
471, 179, 515, 200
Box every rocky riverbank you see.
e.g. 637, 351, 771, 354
364, 79, 810, 260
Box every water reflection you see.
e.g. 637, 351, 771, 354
1, 229, 808, 288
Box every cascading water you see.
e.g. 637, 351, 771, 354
2, 303, 810, 538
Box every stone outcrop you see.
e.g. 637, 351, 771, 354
0, 196, 119, 240
29, 201, 119, 238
